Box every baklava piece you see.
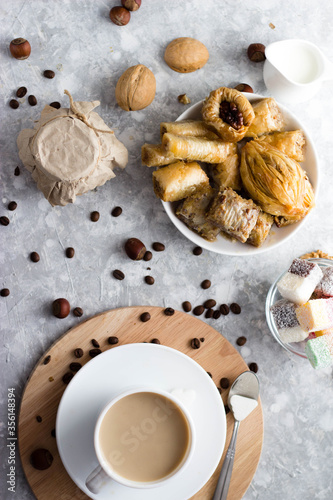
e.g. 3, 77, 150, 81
160, 120, 219, 141
247, 211, 274, 247
210, 152, 241, 191
141, 143, 177, 167
245, 98, 285, 137
162, 133, 237, 163
256, 130, 306, 162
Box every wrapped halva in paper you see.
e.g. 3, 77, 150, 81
17, 91, 128, 206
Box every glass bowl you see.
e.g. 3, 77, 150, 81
265, 257, 333, 358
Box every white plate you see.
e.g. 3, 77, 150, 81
163, 93, 319, 256
56, 343, 226, 500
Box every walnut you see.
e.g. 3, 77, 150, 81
178, 94, 191, 105
115, 64, 156, 111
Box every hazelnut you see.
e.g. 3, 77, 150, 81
234, 83, 254, 93
52, 298, 70, 319
164, 37, 209, 73
247, 43, 266, 62
9, 38, 31, 60
109, 6, 131, 26
124, 238, 146, 260
121, 0, 141, 11
115, 64, 156, 111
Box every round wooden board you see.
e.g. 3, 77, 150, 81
19, 306, 263, 500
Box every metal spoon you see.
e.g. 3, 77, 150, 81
213, 371, 260, 500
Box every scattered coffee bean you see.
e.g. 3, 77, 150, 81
213, 310, 221, 320
52, 298, 70, 319
28, 95, 37, 106
0, 216, 10, 226
182, 301, 192, 312
30, 251, 40, 262
193, 246, 202, 256
193, 305, 204, 316
51, 428, 56, 438
205, 308, 214, 319
151, 338, 161, 344
69, 362, 82, 372
143, 251, 152, 261
230, 303, 241, 314
30, 448, 53, 470
43, 355, 51, 365
50, 101, 61, 109
113, 269, 125, 280
9, 99, 19, 109
164, 307, 175, 316
152, 242, 165, 252
91, 339, 100, 348
200, 337, 205, 342
108, 336, 119, 345
201, 279, 211, 289
62, 372, 74, 384
111, 206, 122, 217
217, 387, 222, 394
8, 201, 17, 211
16, 86, 27, 98
191, 338, 201, 349
204, 299, 216, 309
220, 377, 230, 389
89, 348, 102, 358
1, 288, 10, 297
48, 376, 54, 382
145, 276, 155, 285
236, 336, 247, 346
220, 304, 230, 315
249, 362, 258, 373
224, 404, 230, 414
90, 211, 100, 222
36, 415, 42, 423
73, 307, 83, 317
140, 312, 151, 322
74, 348, 83, 358
65, 247, 75, 258
14, 166, 20, 176
207, 371, 212, 378
44, 69, 55, 79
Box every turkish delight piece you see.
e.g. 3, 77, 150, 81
296, 297, 333, 333
313, 267, 333, 298
270, 299, 308, 343
305, 331, 333, 369
277, 258, 323, 305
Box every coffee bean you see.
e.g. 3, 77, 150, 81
220, 377, 229, 389
36, 415, 42, 423
220, 304, 230, 315
182, 301, 192, 312
51, 428, 56, 438
69, 362, 82, 372
73, 307, 83, 317
213, 310, 221, 319
91, 339, 100, 348
236, 336, 247, 346
28, 95, 37, 106
90, 211, 100, 222
16, 86, 27, 98
143, 251, 152, 261
74, 348, 83, 358
44, 70, 55, 79
113, 269, 125, 280
50, 101, 61, 109
0, 216, 10, 226
145, 276, 155, 285
193, 246, 202, 256
65, 247, 75, 258
249, 362, 258, 373
151, 338, 160, 344
201, 279, 211, 289
1, 288, 10, 297
9, 99, 19, 109
111, 206, 122, 217
190, 338, 201, 349
30, 449, 53, 470
204, 299, 216, 309
30, 252, 40, 263
14, 166, 20, 176
164, 307, 175, 316
89, 348, 102, 358
193, 305, 204, 316
62, 372, 74, 384
207, 371, 212, 377
43, 355, 51, 365
152, 242, 165, 252
224, 404, 230, 414
108, 336, 119, 345
200, 337, 205, 342
8, 201, 17, 211
230, 303, 241, 314
205, 309, 214, 318
140, 312, 151, 322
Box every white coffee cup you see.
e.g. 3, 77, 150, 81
85, 387, 196, 493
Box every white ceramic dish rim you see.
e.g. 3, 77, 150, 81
162, 93, 320, 256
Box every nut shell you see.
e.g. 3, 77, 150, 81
115, 64, 156, 111
164, 37, 209, 73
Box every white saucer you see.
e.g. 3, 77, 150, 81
56, 343, 226, 500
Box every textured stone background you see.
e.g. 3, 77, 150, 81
1, 0, 333, 499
